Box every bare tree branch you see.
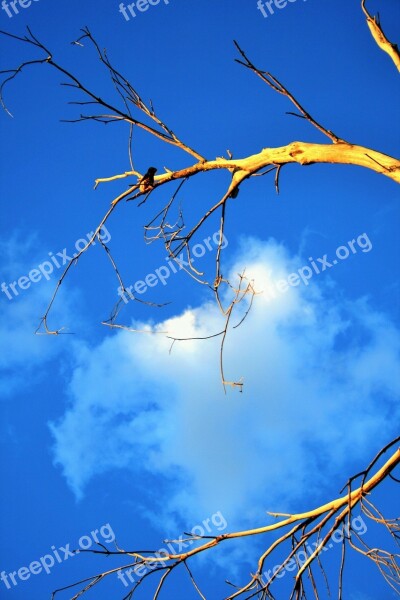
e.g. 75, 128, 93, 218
361, 0, 400, 72
0, 11, 398, 336
49, 439, 400, 599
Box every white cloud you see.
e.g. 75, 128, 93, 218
49, 237, 400, 531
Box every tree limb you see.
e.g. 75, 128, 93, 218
361, 0, 400, 72
50, 439, 400, 599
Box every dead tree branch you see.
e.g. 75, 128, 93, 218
0, 0, 399, 388
50, 438, 400, 599
361, 0, 400, 72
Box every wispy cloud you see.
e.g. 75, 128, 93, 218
0, 235, 80, 396
48, 237, 400, 530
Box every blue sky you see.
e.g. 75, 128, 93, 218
0, 0, 399, 598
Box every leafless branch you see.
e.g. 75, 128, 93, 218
49, 439, 400, 599
0, 4, 399, 365
361, 0, 400, 71
233, 40, 344, 144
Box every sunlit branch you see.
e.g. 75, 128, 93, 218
361, 0, 400, 72
50, 439, 399, 599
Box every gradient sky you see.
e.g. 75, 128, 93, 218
1, 0, 400, 598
